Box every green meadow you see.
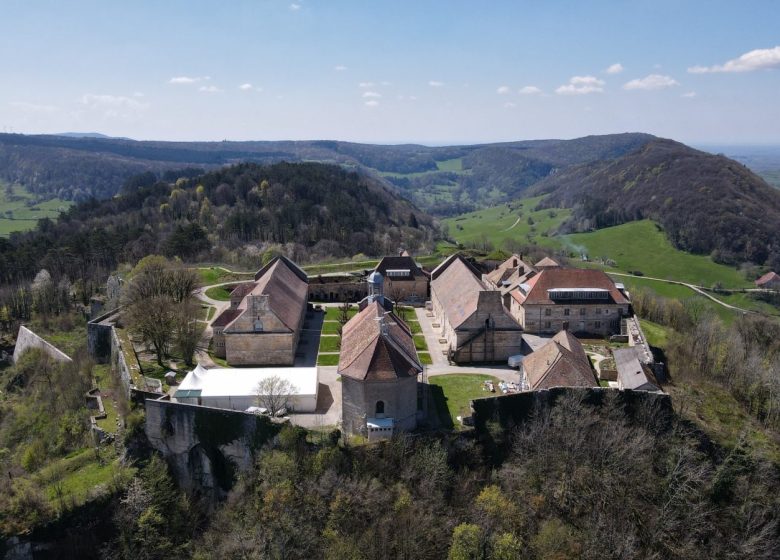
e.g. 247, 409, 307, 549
441, 196, 572, 249
0, 183, 72, 236
566, 220, 749, 288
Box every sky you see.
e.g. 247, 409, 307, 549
1, 0, 779, 145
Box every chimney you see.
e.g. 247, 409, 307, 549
512, 258, 518, 267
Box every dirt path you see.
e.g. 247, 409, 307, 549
501, 216, 522, 232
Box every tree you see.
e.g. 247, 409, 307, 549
448, 523, 483, 560
255, 375, 297, 416
174, 301, 204, 366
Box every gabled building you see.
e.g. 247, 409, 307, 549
211, 256, 308, 366
614, 347, 661, 392
508, 267, 629, 336
521, 329, 597, 390
373, 253, 429, 305
756, 271, 780, 290
339, 301, 422, 440
431, 254, 524, 364
483, 254, 536, 291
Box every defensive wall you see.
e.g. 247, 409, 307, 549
12, 325, 73, 364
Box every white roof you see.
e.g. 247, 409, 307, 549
367, 417, 394, 429
177, 364, 319, 398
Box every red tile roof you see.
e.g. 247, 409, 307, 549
212, 308, 242, 328
535, 257, 560, 268
230, 282, 257, 300
523, 330, 597, 390
338, 301, 421, 381
756, 271, 780, 287
374, 256, 426, 279
511, 267, 628, 306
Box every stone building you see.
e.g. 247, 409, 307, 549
521, 329, 597, 390
614, 347, 661, 392
507, 267, 630, 337
373, 253, 429, 306
308, 273, 367, 302
339, 300, 422, 441
431, 254, 524, 364
211, 256, 308, 365
483, 254, 536, 291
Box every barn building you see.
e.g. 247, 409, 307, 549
430, 254, 524, 364
211, 256, 308, 366
521, 330, 597, 390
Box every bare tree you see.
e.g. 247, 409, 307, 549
174, 301, 204, 366
255, 375, 297, 416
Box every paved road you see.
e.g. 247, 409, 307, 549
607, 272, 754, 314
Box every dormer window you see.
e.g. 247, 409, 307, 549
254, 319, 264, 332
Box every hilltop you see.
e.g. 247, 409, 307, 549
0, 132, 654, 213
530, 138, 780, 268
0, 162, 437, 283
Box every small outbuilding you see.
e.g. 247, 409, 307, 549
614, 347, 661, 392
756, 271, 780, 290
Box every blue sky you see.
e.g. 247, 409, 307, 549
1, 0, 779, 144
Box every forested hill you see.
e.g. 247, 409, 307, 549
0, 162, 437, 283
0, 132, 654, 211
532, 138, 780, 268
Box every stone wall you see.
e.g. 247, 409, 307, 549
342, 376, 418, 436
470, 387, 673, 433
519, 302, 628, 336
144, 399, 280, 498
12, 325, 72, 364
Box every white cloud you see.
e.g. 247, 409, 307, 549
358, 81, 375, 88
169, 76, 210, 85
555, 75, 605, 95
622, 74, 679, 90
606, 63, 624, 74
10, 101, 59, 113
239, 83, 253, 91
503, 102, 516, 108
79, 94, 148, 119
428, 80, 444, 87
198, 85, 223, 93
681, 91, 697, 98
496, 85, 510, 95
289, 3, 301, 11
362, 91, 381, 98
334, 65, 347, 71
518, 85, 541, 95
688, 45, 780, 73
364, 100, 379, 107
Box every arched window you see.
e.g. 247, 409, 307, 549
375, 401, 385, 415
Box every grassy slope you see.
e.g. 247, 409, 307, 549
0, 183, 72, 236
442, 195, 572, 249
429, 374, 500, 428
566, 220, 749, 287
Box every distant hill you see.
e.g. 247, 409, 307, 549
0, 162, 437, 283
531, 138, 780, 268
0, 132, 654, 211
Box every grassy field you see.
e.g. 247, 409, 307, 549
317, 353, 340, 366
639, 319, 671, 349
318, 335, 341, 353
442, 196, 572, 249
567, 220, 748, 288
205, 284, 235, 301
196, 267, 251, 285
428, 374, 500, 428
0, 183, 72, 236
435, 158, 464, 172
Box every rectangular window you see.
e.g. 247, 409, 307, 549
580, 308, 586, 316
596, 308, 602, 315
545, 308, 551, 316
595, 321, 602, 329
564, 308, 570, 316
544, 321, 551, 329
604, 309, 610, 315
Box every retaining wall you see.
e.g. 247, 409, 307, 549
144, 399, 281, 499
12, 326, 72, 364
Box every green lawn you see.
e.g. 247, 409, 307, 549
639, 319, 671, 349
205, 284, 235, 301
318, 335, 341, 353
317, 353, 340, 366
435, 158, 464, 172
324, 305, 358, 320
442, 195, 572, 250
568, 220, 748, 288
414, 335, 428, 352
428, 374, 500, 428
321, 321, 343, 334
418, 352, 433, 365
0, 183, 72, 236
195, 267, 252, 285
407, 320, 422, 334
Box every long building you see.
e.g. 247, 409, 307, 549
431, 254, 524, 364
212, 256, 308, 366
507, 267, 630, 336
